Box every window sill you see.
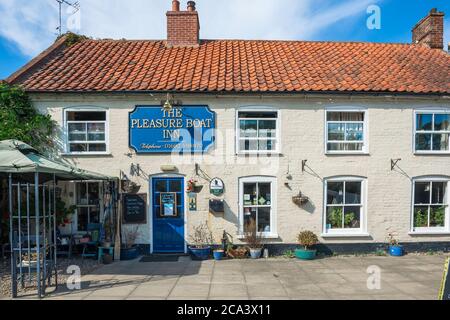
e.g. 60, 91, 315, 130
321, 232, 370, 238
61, 152, 112, 157
325, 152, 369, 156
236, 152, 282, 157
414, 152, 450, 155
237, 234, 279, 240
408, 231, 450, 236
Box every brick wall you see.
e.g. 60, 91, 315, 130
166, 11, 200, 47
412, 8, 444, 49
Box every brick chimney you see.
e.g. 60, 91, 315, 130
412, 8, 445, 49
166, 1, 200, 48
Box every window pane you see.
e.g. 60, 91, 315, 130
345, 182, 361, 204
69, 143, 88, 152
87, 123, 105, 141
414, 206, 428, 228
88, 144, 106, 152
327, 112, 364, 122
328, 123, 345, 141
326, 206, 343, 229
415, 182, 430, 204
344, 206, 360, 229
435, 114, 450, 131
88, 183, 99, 205
258, 120, 276, 138
432, 134, 449, 151
258, 207, 271, 232
240, 120, 257, 137
169, 180, 182, 192
430, 206, 446, 227
155, 180, 167, 192
327, 143, 363, 151
67, 111, 106, 121
327, 182, 344, 204
416, 134, 432, 151
76, 183, 88, 205
240, 139, 258, 151
77, 207, 88, 231
258, 139, 276, 151
416, 114, 432, 131
432, 182, 447, 204
243, 208, 257, 232
89, 207, 100, 224
345, 123, 364, 141
68, 123, 86, 141
258, 183, 271, 205
243, 183, 257, 206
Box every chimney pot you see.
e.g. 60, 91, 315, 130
172, 0, 180, 11
187, 1, 196, 12
166, 1, 200, 47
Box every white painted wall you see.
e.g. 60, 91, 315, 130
32, 93, 450, 245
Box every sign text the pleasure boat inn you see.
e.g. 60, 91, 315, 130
129, 106, 216, 153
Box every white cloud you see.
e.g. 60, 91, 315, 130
0, 0, 382, 57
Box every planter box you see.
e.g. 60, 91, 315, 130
189, 246, 211, 260
120, 246, 140, 260
295, 249, 317, 260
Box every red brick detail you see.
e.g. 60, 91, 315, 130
412, 8, 445, 49
166, 10, 200, 48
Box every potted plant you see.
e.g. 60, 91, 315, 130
387, 233, 403, 257
295, 230, 319, 260
120, 226, 140, 260
213, 248, 225, 260
187, 178, 203, 193
243, 219, 263, 259
188, 223, 213, 260
55, 199, 76, 228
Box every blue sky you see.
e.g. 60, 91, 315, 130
0, 0, 449, 80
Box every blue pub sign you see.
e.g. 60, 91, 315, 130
129, 106, 216, 153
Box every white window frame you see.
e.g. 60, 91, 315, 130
323, 176, 368, 236
235, 107, 281, 155
325, 108, 369, 154
410, 176, 450, 234
413, 109, 450, 154
238, 176, 278, 238
63, 107, 109, 155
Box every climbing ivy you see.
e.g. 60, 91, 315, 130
0, 83, 55, 152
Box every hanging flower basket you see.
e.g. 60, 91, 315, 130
292, 193, 309, 206
122, 181, 141, 194
187, 179, 203, 193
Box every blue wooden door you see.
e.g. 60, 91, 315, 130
152, 177, 185, 253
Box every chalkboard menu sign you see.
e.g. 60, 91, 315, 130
123, 193, 147, 224
439, 258, 450, 300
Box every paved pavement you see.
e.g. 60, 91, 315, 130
22, 254, 450, 300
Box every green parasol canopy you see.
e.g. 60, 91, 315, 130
0, 140, 116, 181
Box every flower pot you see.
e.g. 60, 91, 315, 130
120, 246, 140, 260
103, 254, 113, 264
213, 250, 224, 260
389, 245, 404, 257
295, 249, 317, 260
249, 248, 262, 259
102, 241, 111, 248
189, 246, 211, 260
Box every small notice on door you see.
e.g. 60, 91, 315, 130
161, 192, 177, 217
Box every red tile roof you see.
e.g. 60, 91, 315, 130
7, 37, 450, 94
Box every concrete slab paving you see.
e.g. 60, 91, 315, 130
43, 254, 448, 300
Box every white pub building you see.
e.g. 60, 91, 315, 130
5, 2, 450, 254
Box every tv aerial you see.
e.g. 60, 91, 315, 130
55, 0, 80, 36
